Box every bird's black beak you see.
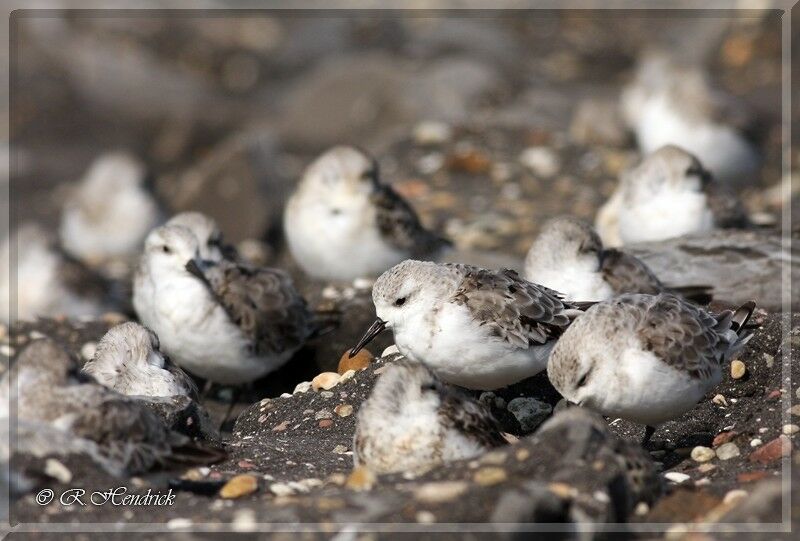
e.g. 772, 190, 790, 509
349, 318, 387, 358
185, 257, 215, 279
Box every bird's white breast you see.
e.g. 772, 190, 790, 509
394, 302, 551, 390
284, 191, 406, 280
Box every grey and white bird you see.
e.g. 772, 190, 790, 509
1, 339, 222, 475
353, 360, 506, 475
59, 152, 162, 266
525, 216, 712, 304
166, 211, 238, 263
547, 293, 755, 443
133, 224, 316, 385
595, 145, 749, 247
620, 51, 760, 185
82, 322, 197, 398
0, 223, 114, 324
350, 260, 586, 390
284, 146, 450, 281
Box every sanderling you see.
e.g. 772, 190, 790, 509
525, 216, 712, 303
59, 152, 162, 265
0, 223, 115, 324
133, 224, 316, 385
620, 51, 759, 185
284, 146, 450, 281
82, 322, 197, 398
353, 360, 506, 474
166, 211, 238, 263
2, 339, 223, 474
595, 145, 749, 246
547, 293, 755, 443
350, 260, 586, 390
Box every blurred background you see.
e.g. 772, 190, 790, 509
7, 7, 789, 263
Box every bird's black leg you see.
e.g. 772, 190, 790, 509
218, 386, 243, 432
642, 425, 656, 446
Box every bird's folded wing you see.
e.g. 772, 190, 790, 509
370, 184, 451, 256
600, 248, 664, 295
440, 392, 507, 449
632, 294, 725, 380
191, 260, 312, 356
451, 265, 571, 348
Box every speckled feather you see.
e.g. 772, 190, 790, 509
187, 259, 315, 357
450, 265, 573, 348
370, 182, 451, 258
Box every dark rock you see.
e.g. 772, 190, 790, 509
157, 128, 283, 243
628, 229, 798, 311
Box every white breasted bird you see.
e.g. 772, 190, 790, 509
284, 146, 450, 281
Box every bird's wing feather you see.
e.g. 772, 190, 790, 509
187, 260, 313, 356
370, 184, 451, 256
439, 390, 507, 449
600, 249, 664, 295
632, 294, 729, 380
450, 265, 572, 349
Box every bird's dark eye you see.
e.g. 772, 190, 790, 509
420, 382, 437, 392
162, 245, 172, 254
394, 297, 407, 307
576, 369, 592, 389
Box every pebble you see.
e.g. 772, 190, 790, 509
345, 466, 376, 491
101, 312, 128, 325
634, 502, 650, 516
713, 431, 738, 447
715, 443, 741, 460
319, 419, 333, 428
0, 344, 14, 357
272, 421, 289, 432
691, 446, 716, 463
417, 153, 445, 175
664, 472, 691, 484
339, 370, 356, 384
723, 489, 748, 505
321, 286, 340, 300
352, 277, 374, 290
415, 510, 436, 524
315, 409, 333, 420
747, 434, 792, 464
338, 349, 373, 374
730, 360, 746, 379
413, 481, 468, 504
750, 438, 763, 447
293, 381, 312, 394
413, 120, 452, 145
167, 518, 193, 529
334, 404, 353, 417
29, 331, 46, 340
333, 445, 348, 454
312, 372, 341, 391
231, 508, 257, 533
515, 448, 530, 461
219, 475, 258, 499
697, 463, 716, 474
782, 424, 799, 435
711, 394, 728, 407
473, 467, 507, 486
763, 353, 774, 368
44, 458, 72, 483
381, 344, 400, 358
519, 146, 560, 177
790, 404, 800, 416
507, 397, 552, 433
320, 391, 334, 398
269, 483, 294, 497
